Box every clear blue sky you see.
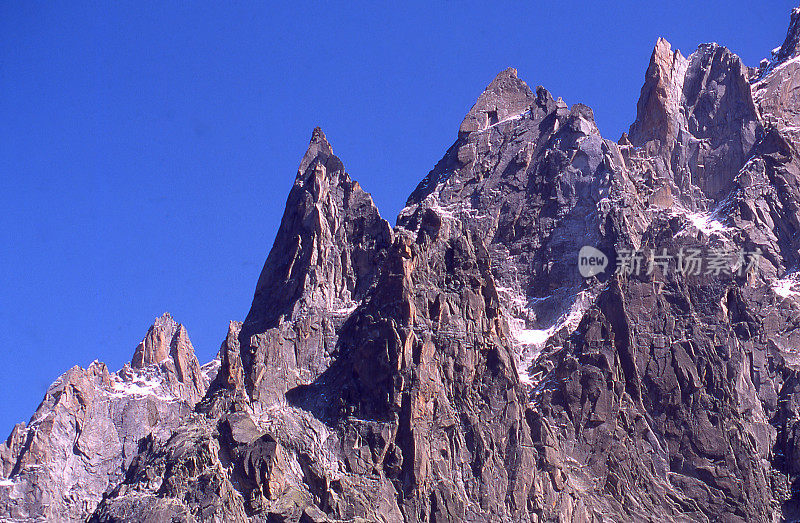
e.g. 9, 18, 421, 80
0, 1, 795, 431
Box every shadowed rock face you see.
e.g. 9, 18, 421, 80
8, 6, 800, 522
774, 7, 800, 64
246, 127, 392, 332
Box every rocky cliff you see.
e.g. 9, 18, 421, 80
5, 7, 800, 522
0, 313, 212, 520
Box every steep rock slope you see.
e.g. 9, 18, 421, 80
237, 127, 393, 404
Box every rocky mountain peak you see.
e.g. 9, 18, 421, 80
0, 314, 211, 520
152, 310, 176, 328
245, 129, 391, 333
458, 66, 536, 135
228, 128, 394, 404
755, 7, 800, 124
627, 36, 760, 205
628, 37, 688, 145
128, 313, 206, 402
297, 126, 341, 179
774, 7, 800, 64
9, 6, 800, 522
131, 312, 187, 368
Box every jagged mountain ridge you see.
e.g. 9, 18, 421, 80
0, 313, 214, 521
4, 7, 800, 522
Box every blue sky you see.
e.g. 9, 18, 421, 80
0, 1, 795, 431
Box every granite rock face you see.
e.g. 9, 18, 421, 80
0, 313, 210, 521
7, 6, 800, 522
237, 127, 393, 404
628, 38, 761, 206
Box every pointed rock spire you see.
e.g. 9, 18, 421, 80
128, 312, 206, 402
130, 313, 202, 383
242, 128, 392, 390
246, 128, 392, 332
0, 313, 210, 520
239, 129, 393, 401
131, 312, 179, 367
297, 126, 343, 179
630, 37, 759, 202
168, 324, 199, 384
459, 67, 537, 135
628, 37, 688, 145
754, 6, 800, 148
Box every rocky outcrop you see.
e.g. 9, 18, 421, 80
457, 67, 537, 135
130, 312, 207, 403
7, 5, 800, 522
232, 127, 393, 405
0, 314, 209, 521
628, 37, 689, 146
766, 7, 800, 66
628, 38, 761, 207
402, 70, 633, 375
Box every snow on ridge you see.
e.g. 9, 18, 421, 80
200, 358, 221, 383
397, 186, 467, 225
477, 109, 531, 133
0, 478, 14, 487
753, 53, 800, 84
108, 372, 176, 402
424, 192, 459, 220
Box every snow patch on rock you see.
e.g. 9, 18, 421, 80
109, 373, 175, 402
755, 54, 800, 83
671, 207, 730, 237
476, 109, 531, 132
773, 276, 800, 298
509, 288, 600, 385
200, 358, 221, 383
